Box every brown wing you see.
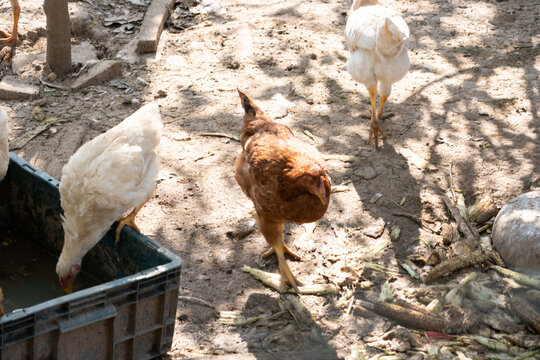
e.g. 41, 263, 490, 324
240, 125, 330, 224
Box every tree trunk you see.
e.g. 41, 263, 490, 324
44, 0, 71, 76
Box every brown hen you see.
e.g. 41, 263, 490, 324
235, 90, 331, 291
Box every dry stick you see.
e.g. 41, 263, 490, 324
508, 294, 540, 334
441, 194, 478, 249
373, 301, 447, 333
449, 159, 456, 203
424, 250, 492, 284
199, 132, 241, 142
178, 295, 217, 312
39, 77, 71, 91
392, 211, 437, 234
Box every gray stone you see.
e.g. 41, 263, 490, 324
363, 218, 386, 238
71, 60, 122, 90
12, 52, 45, 74
492, 191, 540, 276
354, 165, 377, 180
71, 41, 98, 65
0, 77, 39, 100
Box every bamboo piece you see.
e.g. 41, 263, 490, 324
242, 265, 337, 294
491, 266, 540, 290
459, 335, 523, 356
444, 272, 477, 306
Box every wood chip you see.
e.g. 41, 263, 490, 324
137, 0, 174, 53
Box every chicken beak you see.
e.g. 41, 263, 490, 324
63, 284, 73, 294
316, 177, 327, 206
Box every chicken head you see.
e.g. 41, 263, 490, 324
57, 262, 81, 294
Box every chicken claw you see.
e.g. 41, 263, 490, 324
262, 241, 304, 261
366, 115, 387, 148
115, 201, 146, 244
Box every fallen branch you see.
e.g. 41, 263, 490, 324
424, 250, 492, 284
199, 132, 241, 142
373, 301, 447, 333
441, 194, 478, 248
242, 265, 337, 294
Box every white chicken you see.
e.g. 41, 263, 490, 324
56, 103, 162, 292
0, 108, 9, 181
345, 0, 410, 148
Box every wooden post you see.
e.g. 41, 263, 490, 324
44, 0, 71, 76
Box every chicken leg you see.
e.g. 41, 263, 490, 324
115, 201, 147, 244
366, 85, 387, 148
0, 0, 20, 43
258, 217, 302, 291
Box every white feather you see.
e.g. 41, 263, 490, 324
56, 103, 162, 278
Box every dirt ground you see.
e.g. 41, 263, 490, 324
1, 0, 539, 358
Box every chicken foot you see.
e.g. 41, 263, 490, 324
262, 242, 303, 261
366, 85, 387, 148
0, 0, 20, 43
115, 201, 146, 244
258, 218, 303, 291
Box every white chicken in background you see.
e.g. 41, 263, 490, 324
56, 103, 162, 292
0, 108, 9, 181
345, 0, 410, 148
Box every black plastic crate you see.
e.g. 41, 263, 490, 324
0, 153, 181, 360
